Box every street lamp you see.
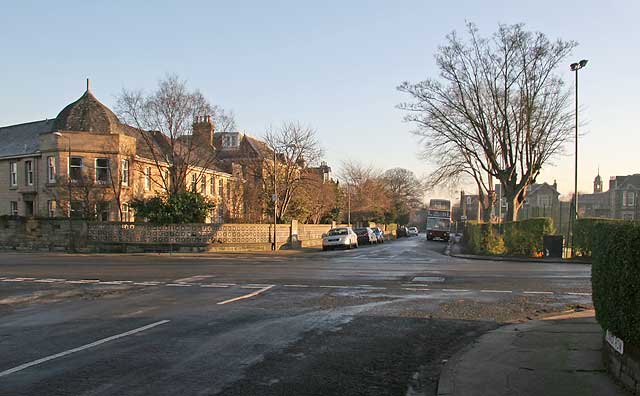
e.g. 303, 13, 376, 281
569, 59, 588, 257
53, 132, 74, 252
270, 144, 294, 252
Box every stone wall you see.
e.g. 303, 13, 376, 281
603, 337, 640, 394
0, 216, 87, 251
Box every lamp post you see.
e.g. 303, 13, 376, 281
53, 132, 74, 252
569, 59, 588, 257
272, 148, 277, 251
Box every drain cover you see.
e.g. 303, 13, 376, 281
412, 276, 445, 283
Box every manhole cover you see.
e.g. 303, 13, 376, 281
412, 276, 445, 283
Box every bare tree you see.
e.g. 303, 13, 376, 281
263, 122, 323, 222
383, 168, 423, 208
398, 23, 576, 221
115, 74, 236, 195
338, 160, 390, 224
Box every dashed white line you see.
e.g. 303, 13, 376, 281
566, 292, 592, 296
217, 285, 275, 305
200, 284, 230, 288
2, 279, 24, 282
0, 320, 170, 378
166, 283, 193, 287
402, 287, 431, 291
523, 291, 554, 295
319, 285, 351, 289
283, 284, 309, 288
480, 290, 513, 294
442, 289, 470, 292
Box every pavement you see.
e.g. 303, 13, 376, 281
437, 309, 628, 396
0, 235, 606, 395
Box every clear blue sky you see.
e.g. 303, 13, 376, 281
1, 0, 638, 197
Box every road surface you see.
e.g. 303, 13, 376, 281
0, 236, 592, 395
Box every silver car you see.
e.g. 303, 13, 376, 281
322, 227, 358, 251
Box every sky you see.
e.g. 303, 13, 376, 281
1, 0, 639, 199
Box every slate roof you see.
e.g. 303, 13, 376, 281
55, 90, 120, 134
528, 182, 559, 196
614, 174, 640, 189
0, 119, 55, 157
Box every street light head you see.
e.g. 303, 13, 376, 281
579, 59, 588, 68
570, 62, 579, 71
53, 132, 63, 137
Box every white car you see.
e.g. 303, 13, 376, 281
322, 227, 358, 251
407, 227, 419, 237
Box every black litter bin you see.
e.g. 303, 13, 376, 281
543, 235, 563, 258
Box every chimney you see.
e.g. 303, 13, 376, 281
193, 115, 215, 147
552, 179, 558, 192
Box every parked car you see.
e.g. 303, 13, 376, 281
407, 227, 419, 237
397, 226, 409, 238
322, 227, 358, 251
354, 227, 377, 245
371, 227, 384, 243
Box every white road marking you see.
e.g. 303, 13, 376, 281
442, 289, 470, 292
2, 279, 24, 282
166, 283, 193, 287
480, 290, 513, 293
402, 287, 431, 291
200, 284, 230, 288
217, 285, 274, 305
566, 292, 592, 296
319, 285, 351, 289
173, 275, 214, 283
97, 281, 127, 285
15, 278, 36, 281
283, 284, 309, 288
0, 320, 170, 378
133, 282, 162, 286
523, 291, 554, 295
240, 285, 268, 289
66, 279, 100, 284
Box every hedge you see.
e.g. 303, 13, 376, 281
503, 218, 555, 257
592, 221, 640, 346
574, 218, 623, 257
464, 218, 554, 257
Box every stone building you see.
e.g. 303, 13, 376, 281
0, 82, 239, 222
518, 181, 560, 219
608, 174, 640, 220
577, 171, 610, 218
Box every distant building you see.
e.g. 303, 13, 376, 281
578, 171, 610, 218
608, 174, 640, 220
519, 181, 560, 219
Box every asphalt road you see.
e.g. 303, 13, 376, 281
0, 236, 592, 396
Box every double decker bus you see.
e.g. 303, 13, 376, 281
426, 199, 451, 241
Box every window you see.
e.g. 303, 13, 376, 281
218, 179, 224, 197
210, 176, 215, 195
96, 202, 110, 222
69, 157, 83, 182
25, 160, 34, 186
47, 156, 56, 183
9, 162, 17, 186
539, 195, 551, 208
47, 200, 57, 218
201, 175, 207, 194
623, 191, 636, 207
163, 169, 170, 191
70, 201, 84, 218
10, 201, 18, 216
121, 159, 129, 186
95, 158, 109, 184
226, 180, 231, 200
623, 213, 634, 221
122, 203, 131, 222
144, 167, 151, 191
191, 174, 197, 192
